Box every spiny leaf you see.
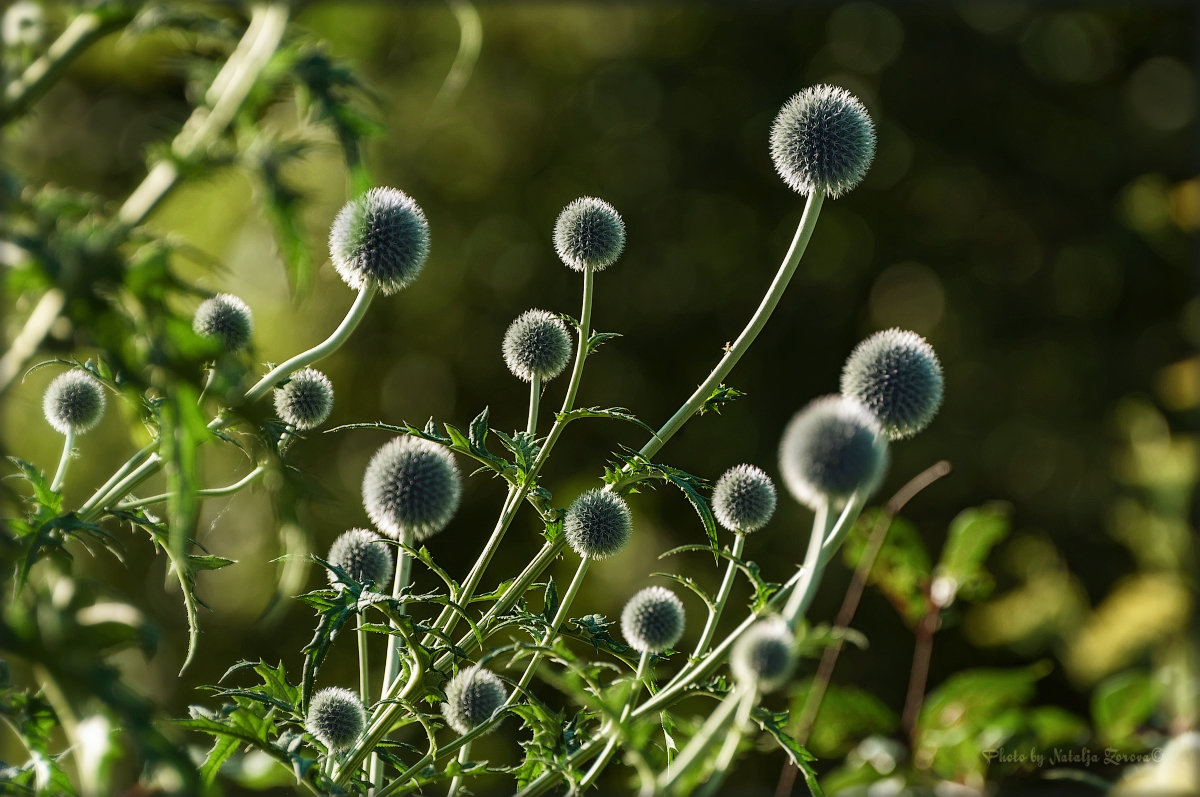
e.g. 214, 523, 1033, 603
557, 406, 657, 438
586, 331, 621, 355
700, 383, 746, 416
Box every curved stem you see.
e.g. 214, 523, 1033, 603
115, 464, 265, 509
514, 556, 591, 695
242, 284, 377, 406
638, 189, 825, 461
782, 502, 832, 626
77, 441, 156, 517
448, 741, 472, 797
692, 531, 746, 658
50, 429, 75, 494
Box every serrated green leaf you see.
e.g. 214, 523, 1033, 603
586, 331, 621, 354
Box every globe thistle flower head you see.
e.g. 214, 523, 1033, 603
779, 395, 889, 509
442, 666, 507, 735
712, 464, 777, 533
564, 488, 632, 560
731, 617, 795, 693
326, 528, 394, 590
503, 309, 573, 383
363, 437, 462, 541
329, 187, 430, 295
273, 368, 334, 431
621, 586, 685, 654
769, 84, 876, 198
193, 293, 253, 352
43, 370, 106, 435
553, 197, 626, 272
841, 329, 944, 440
305, 687, 366, 751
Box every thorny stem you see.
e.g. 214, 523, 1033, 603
50, 429, 75, 494
692, 530, 746, 658
637, 189, 825, 462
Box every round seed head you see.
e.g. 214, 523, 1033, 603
770, 84, 876, 198
503, 309, 573, 383
621, 586, 685, 654
553, 197, 626, 272
326, 528, 394, 590
841, 329, 944, 440
305, 687, 366, 751
193, 293, 253, 352
564, 488, 632, 560
43, 371, 106, 435
712, 464, 777, 533
731, 617, 795, 693
779, 395, 889, 509
329, 187, 430, 295
363, 437, 462, 541
273, 368, 334, 431
442, 666, 507, 735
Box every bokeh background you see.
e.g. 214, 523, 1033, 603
2, 1, 1196, 793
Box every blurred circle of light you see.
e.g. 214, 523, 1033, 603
868, 261, 945, 333
826, 3, 904, 74
1126, 57, 1196, 132
1019, 13, 1115, 85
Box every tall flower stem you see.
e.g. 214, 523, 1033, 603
527, 374, 541, 434
782, 503, 832, 625
657, 686, 745, 794
692, 531, 746, 657
694, 685, 757, 797
49, 429, 75, 494
577, 650, 651, 790
372, 529, 415, 790
514, 556, 591, 695
114, 464, 265, 509
637, 190, 825, 462
447, 742, 472, 797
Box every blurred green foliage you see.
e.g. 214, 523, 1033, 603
1, 1, 1196, 794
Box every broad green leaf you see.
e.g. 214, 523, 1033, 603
788, 680, 898, 758
842, 511, 930, 628
934, 503, 1010, 605
1091, 670, 1164, 747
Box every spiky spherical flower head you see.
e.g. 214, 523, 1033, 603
712, 464, 777, 533
769, 85, 876, 198
621, 586, 685, 654
731, 617, 795, 693
841, 329, 944, 441
273, 368, 334, 431
193, 293, 253, 352
553, 197, 626, 272
326, 528, 394, 590
305, 687, 366, 751
564, 488, 632, 560
442, 666, 507, 735
503, 309, 573, 383
779, 395, 889, 509
329, 187, 430, 295
363, 437, 462, 541
43, 371, 105, 435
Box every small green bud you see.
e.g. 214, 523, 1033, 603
564, 488, 632, 560
363, 437, 462, 541
841, 328, 944, 440
553, 197, 626, 272
503, 309, 573, 383
621, 586, 685, 654
770, 84, 876, 198
730, 617, 795, 693
442, 666, 507, 735
329, 187, 430, 295
43, 370, 105, 435
779, 395, 889, 509
273, 368, 334, 431
712, 464, 777, 533
305, 686, 366, 751
326, 528, 393, 590
193, 293, 253, 352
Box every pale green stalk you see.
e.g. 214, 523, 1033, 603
514, 556, 591, 695
527, 374, 541, 434
448, 741, 472, 797
115, 465, 265, 509
782, 502, 832, 625
576, 650, 650, 790
358, 624, 370, 707
77, 441, 155, 517
694, 685, 757, 797
657, 688, 743, 794
49, 429, 74, 493
637, 189, 825, 462
692, 531, 746, 657
372, 528, 415, 789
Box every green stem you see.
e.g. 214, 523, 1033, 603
242, 284, 377, 406
514, 556, 591, 695
114, 464, 265, 509
658, 687, 744, 794
782, 502, 832, 626
358, 624, 370, 707
77, 441, 156, 517
50, 429, 75, 494
638, 189, 825, 462
694, 685, 756, 797
372, 528, 414, 790
692, 531, 746, 658
576, 650, 650, 790
527, 374, 541, 434
448, 741, 472, 797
